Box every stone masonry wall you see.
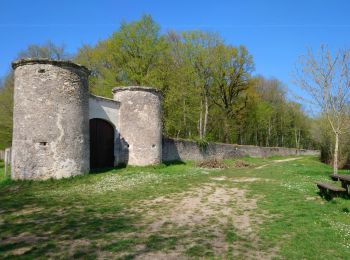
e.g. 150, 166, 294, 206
113, 87, 163, 166
11, 59, 90, 180
162, 138, 320, 162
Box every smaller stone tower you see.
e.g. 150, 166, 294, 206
11, 59, 90, 180
112, 86, 162, 166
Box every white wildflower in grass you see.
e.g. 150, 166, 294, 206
280, 174, 329, 193
35, 167, 213, 197
36, 172, 163, 196
329, 221, 350, 249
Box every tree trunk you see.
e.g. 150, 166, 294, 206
203, 95, 208, 139
333, 132, 339, 174
199, 99, 203, 139
223, 117, 230, 143
240, 128, 243, 144
266, 119, 271, 147
294, 129, 298, 149
183, 100, 187, 138
281, 134, 284, 147
269, 121, 271, 145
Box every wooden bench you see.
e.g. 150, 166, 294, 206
329, 174, 350, 193
315, 181, 347, 198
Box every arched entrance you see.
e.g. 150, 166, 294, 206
89, 118, 115, 170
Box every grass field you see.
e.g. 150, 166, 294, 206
0, 157, 349, 259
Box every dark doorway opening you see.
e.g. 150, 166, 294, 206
90, 118, 115, 170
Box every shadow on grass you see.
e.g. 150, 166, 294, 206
89, 163, 129, 174
162, 160, 186, 166
0, 191, 141, 258
89, 167, 116, 174
317, 191, 349, 201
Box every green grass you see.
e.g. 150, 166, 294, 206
0, 161, 11, 187
0, 156, 349, 259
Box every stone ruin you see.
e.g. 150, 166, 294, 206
10, 59, 319, 181
11, 59, 162, 180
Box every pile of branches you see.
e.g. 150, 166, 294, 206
197, 158, 227, 169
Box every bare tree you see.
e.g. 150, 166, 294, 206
18, 41, 69, 60
294, 45, 350, 174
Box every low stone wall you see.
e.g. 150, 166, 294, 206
162, 138, 320, 162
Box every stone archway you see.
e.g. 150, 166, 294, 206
89, 118, 115, 170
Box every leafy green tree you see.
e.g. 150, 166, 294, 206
238, 76, 314, 148
0, 74, 14, 149
162, 31, 201, 139
74, 15, 317, 149
75, 15, 169, 97
181, 31, 221, 139
210, 44, 254, 143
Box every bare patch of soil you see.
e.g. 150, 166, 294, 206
255, 157, 301, 169
231, 177, 263, 183
1, 232, 42, 245
68, 239, 91, 254
133, 183, 278, 259
211, 176, 228, 181
135, 251, 185, 260
13, 207, 44, 216
9, 246, 33, 256
234, 160, 253, 168
211, 176, 264, 183
1, 232, 42, 257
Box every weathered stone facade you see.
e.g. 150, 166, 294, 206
11, 59, 164, 180
11, 59, 319, 181
162, 138, 320, 162
112, 87, 162, 166
11, 59, 90, 180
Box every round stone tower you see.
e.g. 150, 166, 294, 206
11, 59, 90, 180
112, 86, 162, 166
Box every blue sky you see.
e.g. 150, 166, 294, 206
1, 0, 350, 106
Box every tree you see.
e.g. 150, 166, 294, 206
210, 44, 254, 143
180, 31, 221, 139
294, 45, 350, 173
18, 41, 69, 60
162, 31, 201, 139
0, 74, 14, 149
74, 15, 316, 149
75, 15, 169, 96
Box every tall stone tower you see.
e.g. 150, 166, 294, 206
112, 86, 162, 166
11, 59, 90, 180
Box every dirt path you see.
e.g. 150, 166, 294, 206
255, 157, 302, 169
126, 179, 277, 259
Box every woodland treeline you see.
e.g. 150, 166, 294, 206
0, 15, 316, 152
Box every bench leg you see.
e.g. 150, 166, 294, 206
340, 181, 349, 194
329, 190, 337, 198
317, 187, 327, 197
